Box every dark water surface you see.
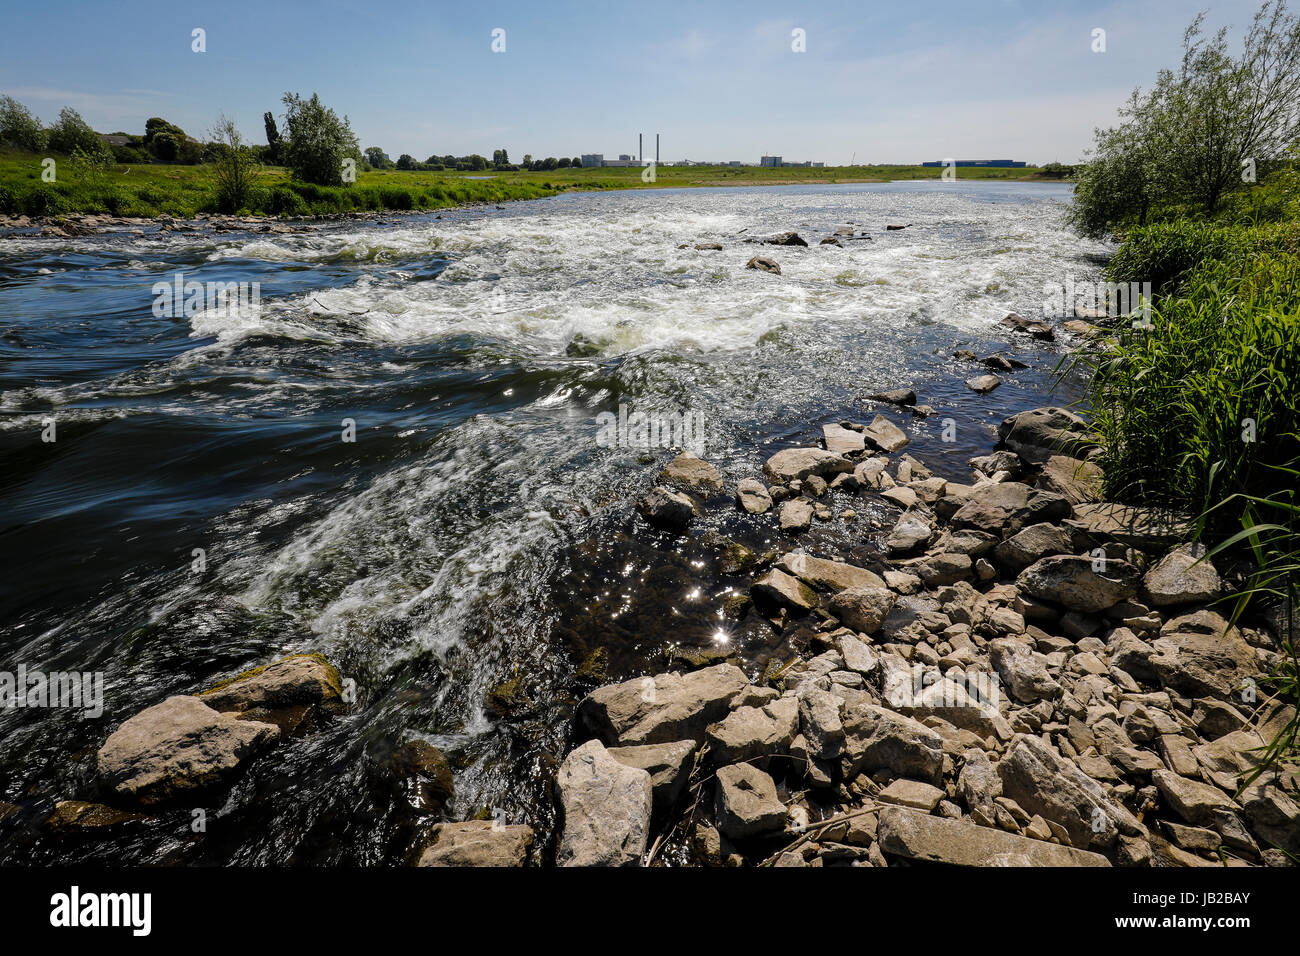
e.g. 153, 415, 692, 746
0, 180, 1108, 863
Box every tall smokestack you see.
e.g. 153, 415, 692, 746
656, 133, 659, 164
639, 133, 643, 163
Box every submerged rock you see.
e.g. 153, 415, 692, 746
637, 485, 696, 531
746, 256, 781, 274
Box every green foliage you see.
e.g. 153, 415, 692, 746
280, 91, 361, 186
209, 115, 257, 213
46, 107, 104, 156
0, 95, 46, 151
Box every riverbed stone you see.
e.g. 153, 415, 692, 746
637, 485, 696, 531
776, 553, 886, 592
577, 663, 750, 746
752, 567, 817, 611
659, 452, 724, 494
1017, 555, 1140, 612
1037, 455, 1104, 504
993, 522, 1076, 573
877, 807, 1110, 866
556, 739, 653, 867
862, 415, 910, 453
842, 700, 943, 784
1143, 544, 1222, 607
417, 820, 534, 867
715, 763, 786, 839
607, 740, 696, 813
990, 638, 1062, 702
779, 498, 814, 532
1065, 502, 1190, 551
829, 585, 896, 634
736, 478, 773, 514
97, 695, 280, 807
1149, 610, 1260, 700
747, 255, 781, 274
823, 423, 866, 455
764, 448, 854, 483
706, 697, 799, 765
997, 407, 1096, 464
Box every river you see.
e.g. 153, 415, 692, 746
0, 179, 1109, 863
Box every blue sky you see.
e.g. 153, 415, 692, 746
0, 0, 1269, 163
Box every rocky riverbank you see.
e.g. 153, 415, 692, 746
28, 304, 1297, 867
533, 408, 1296, 868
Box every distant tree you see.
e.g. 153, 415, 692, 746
144, 117, 186, 144
263, 111, 282, 164
209, 114, 257, 212
570, 157, 582, 168
396, 153, 415, 170
47, 107, 105, 156
542, 156, 558, 170
521, 153, 532, 168
467, 153, 488, 170
365, 146, 392, 169
0, 95, 47, 151
279, 91, 362, 186
557, 157, 571, 168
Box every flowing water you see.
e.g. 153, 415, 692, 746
0, 180, 1109, 863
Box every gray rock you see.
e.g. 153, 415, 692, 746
993, 522, 1077, 573
557, 740, 653, 866
705, 697, 799, 764
829, 586, 896, 634
637, 485, 696, 531
878, 807, 1110, 866
747, 255, 781, 274
198, 653, 342, 715
823, 423, 866, 455
417, 820, 534, 866
764, 448, 852, 483
608, 740, 696, 813
797, 687, 845, 761
715, 763, 786, 839
577, 663, 750, 745
966, 374, 1001, 393
879, 778, 946, 811
997, 407, 1095, 464
1065, 502, 1191, 551
752, 567, 817, 611
1037, 455, 1104, 504
1149, 610, 1260, 700
957, 749, 1002, 810
842, 700, 943, 784
990, 638, 1062, 702
776, 553, 886, 592
997, 734, 1143, 849
1017, 555, 1140, 613
869, 389, 916, 406
949, 482, 1070, 536
838, 633, 879, 676
779, 498, 814, 532
916, 553, 973, 587
736, 478, 773, 514
862, 414, 910, 453
97, 695, 280, 807
659, 452, 724, 494
1143, 544, 1222, 607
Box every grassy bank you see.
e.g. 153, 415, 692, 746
1073, 168, 1300, 780
0, 149, 1053, 219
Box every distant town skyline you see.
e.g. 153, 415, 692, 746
0, 0, 1272, 163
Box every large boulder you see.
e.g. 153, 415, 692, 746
949, 482, 1070, 537
763, 448, 853, 483
823, 423, 866, 455
1037, 455, 1104, 504
842, 700, 943, 784
637, 486, 696, 531
997, 735, 1143, 849
417, 820, 534, 867
1143, 544, 1222, 607
198, 653, 343, 733
659, 452, 724, 495
776, 553, 886, 592
878, 807, 1110, 867
862, 415, 909, 453
752, 568, 817, 611
556, 740, 653, 867
608, 740, 696, 814
997, 407, 1096, 464
1065, 502, 1190, 551
715, 763, 786, 839
993, 522, 1077, 573
829, 586, 896, 634
1016, 555, 1140, 613
1149, 610, 1260, 700
97, 695, 280, 807
705, 697, 799, 765
577, 663, 749, 746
